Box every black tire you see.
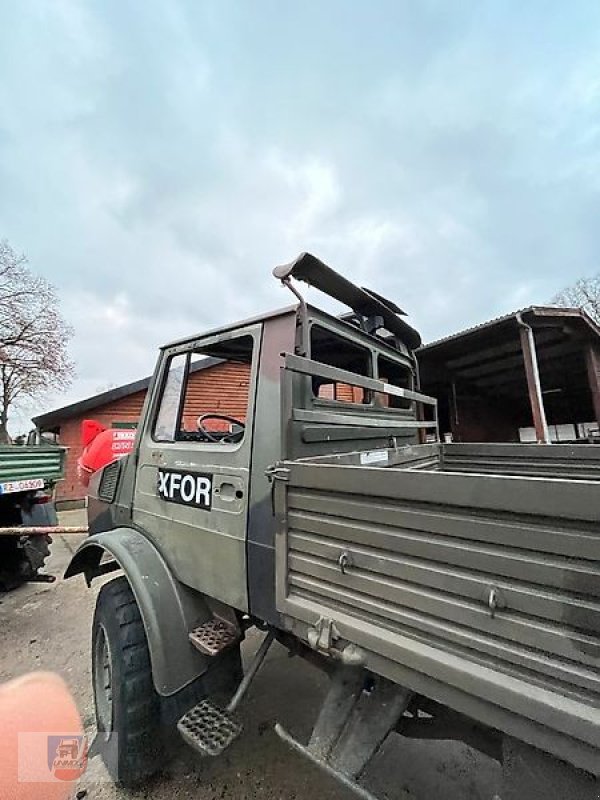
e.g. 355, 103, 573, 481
92, 576, 161, 786
22, 534, 52, 576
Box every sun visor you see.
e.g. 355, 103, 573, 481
273, 252, 421, 350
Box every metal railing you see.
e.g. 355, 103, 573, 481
284, 353, 439, 440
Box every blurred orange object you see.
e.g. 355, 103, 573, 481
0, 672, 83, 800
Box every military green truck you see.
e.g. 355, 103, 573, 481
66, 254, 600, 799
0, 438, 65, 588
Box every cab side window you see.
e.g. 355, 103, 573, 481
154, 354, 186, 442
152, 335, 254, 445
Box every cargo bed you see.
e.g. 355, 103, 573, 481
272, 442, 600, 774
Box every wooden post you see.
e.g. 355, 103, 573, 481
585, 344, 600, 431
518, 323, 550, 443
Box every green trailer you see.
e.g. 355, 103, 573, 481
0, 444, 65, 490
0, 442, 67, 588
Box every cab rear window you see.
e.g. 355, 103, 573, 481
310, 324, 371, 404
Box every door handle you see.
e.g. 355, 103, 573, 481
216, 482, 243, 502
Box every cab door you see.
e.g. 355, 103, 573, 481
132, 324, 261, 612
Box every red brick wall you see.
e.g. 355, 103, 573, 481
317, 383, 363, 403
54, 362, 252, 503
181, 362, 251, 431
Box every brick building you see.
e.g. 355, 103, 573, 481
33, 358, 251, 506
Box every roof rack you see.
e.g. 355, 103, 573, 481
273, 252, 422, 350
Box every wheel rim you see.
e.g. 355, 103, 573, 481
94, 623, 114, 734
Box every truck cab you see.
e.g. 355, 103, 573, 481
82, 255, 428, 632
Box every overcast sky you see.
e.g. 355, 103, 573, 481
1, 1, 599, 429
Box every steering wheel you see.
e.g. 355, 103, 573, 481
197, 413, 246, 443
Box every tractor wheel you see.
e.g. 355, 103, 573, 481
22, 534, 52, 576
92, 576, 161, 786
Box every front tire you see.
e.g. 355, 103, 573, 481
92, 576, 161, 786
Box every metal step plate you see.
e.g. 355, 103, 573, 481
189, 618, 240, 657
177, 699, 242, 757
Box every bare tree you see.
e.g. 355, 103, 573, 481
0, 240, 74, 442
552, 274, 600, 324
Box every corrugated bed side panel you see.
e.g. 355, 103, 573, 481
443, 442, 600, 480
0, 447, 65, 484
282, 462, 600, 707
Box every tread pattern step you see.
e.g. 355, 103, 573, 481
189, 618, 240, 657
177, 699, 242, 757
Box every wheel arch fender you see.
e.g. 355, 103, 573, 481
65, 527, 210, 696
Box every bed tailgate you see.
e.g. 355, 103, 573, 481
272, 459, 600, 774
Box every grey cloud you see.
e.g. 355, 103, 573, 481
1, 1, 600, 426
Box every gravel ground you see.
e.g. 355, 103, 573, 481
0, 511, 501, 800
